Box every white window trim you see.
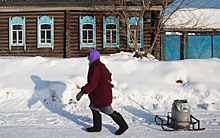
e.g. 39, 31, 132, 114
129, 23, 142, 45
105, 23, 118, 45
11, 23, 23, 45
39, 23, 52, 45
81, 23, 94, 45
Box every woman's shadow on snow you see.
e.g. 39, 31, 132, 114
28, 75, 91, 130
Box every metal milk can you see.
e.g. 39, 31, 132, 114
171, 99, 191, 130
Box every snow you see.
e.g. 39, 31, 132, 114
164, 8, 220, 29
0, 52, 220, 137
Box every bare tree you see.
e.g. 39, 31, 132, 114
106, 0, 154, 57
104, 0, 199, 58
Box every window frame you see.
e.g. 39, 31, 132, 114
39, 23, 52, 45
105, 23, 117, 44
9, 16, 26, 51
127, 17, 143, 49
37, 16, 54, 50
81, 23, 94, 44
129, 24, 142, 45
12, 24, 23, 45
103, 16, 119, 48
79, 16, 96, 50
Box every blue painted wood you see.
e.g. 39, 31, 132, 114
213, 35, 220, 58
165, 35, 181, 61
103, 16, 119, 48
188, 36, 212, 59
9, 16, 26, 51
127, 17, 143, 49
79, 16, 96, 50
37, 16, 54, 49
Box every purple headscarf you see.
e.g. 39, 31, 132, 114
88, 49, 100, 66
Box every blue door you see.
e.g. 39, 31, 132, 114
165, 35, 181, 61
188, 36, 212, 59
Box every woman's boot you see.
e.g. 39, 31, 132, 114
86, 109, 102, 132
110, 111, 128, 135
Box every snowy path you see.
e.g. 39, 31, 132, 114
0, 108, 219, 138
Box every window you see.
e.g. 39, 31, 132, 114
9, 16, 26, 51
12, 25, 23, 44
37, 16, 54, 49
106, 24, 117, 44
127, 17, 143, 49
79, 16, 96, 50
129, 24, 141, 44
82, 24, 94, 44
40, 24, 52, 44
103, 16, 119, 48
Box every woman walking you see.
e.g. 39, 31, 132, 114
76, 49, 128, 135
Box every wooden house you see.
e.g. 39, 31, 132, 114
0, 0, 171, 59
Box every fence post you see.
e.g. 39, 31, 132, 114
183, 32, 188, 59
161, 32, 166, 61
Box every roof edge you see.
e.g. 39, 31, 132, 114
0, 5, 162, 12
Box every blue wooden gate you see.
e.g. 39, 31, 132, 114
163, 34, 220, 60
213, 35, 220, 58
165, 35, 182, 61
188, 36, 212, 59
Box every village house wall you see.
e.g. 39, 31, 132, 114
0, 10, 161, 59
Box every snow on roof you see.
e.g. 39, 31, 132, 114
164, 8, 220, 29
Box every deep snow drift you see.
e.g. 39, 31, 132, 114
0, 52, 220, 137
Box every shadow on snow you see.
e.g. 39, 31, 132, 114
28, 75, 91, 130
28, 75, 117, 133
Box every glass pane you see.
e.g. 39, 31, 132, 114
83, 24, 93, 29
112, 39, 116, 44
106, 30, 111, 44
106, 30, 110, 39
83, 39, 87, 43
41, 31, 45, 39
130, 31, 135, 40
88, 30, 93, 39
138, 31, 141, 43
41, 24, 51, 29
13, 25, 22, 30
112, 30, 117, 43
41, 31, 45, 43
13, 31, 16, 43
46, 30, 51, 40
83, 31, 87, 39
88, 40, 93, 43
130, 25, 136, 30
106, 24, 116, 29
18, 31, 22, 43
46, 31, 51, 43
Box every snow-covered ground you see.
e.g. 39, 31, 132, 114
0, 52, 220, 137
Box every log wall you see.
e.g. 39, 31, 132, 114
0, 10, 161, 59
